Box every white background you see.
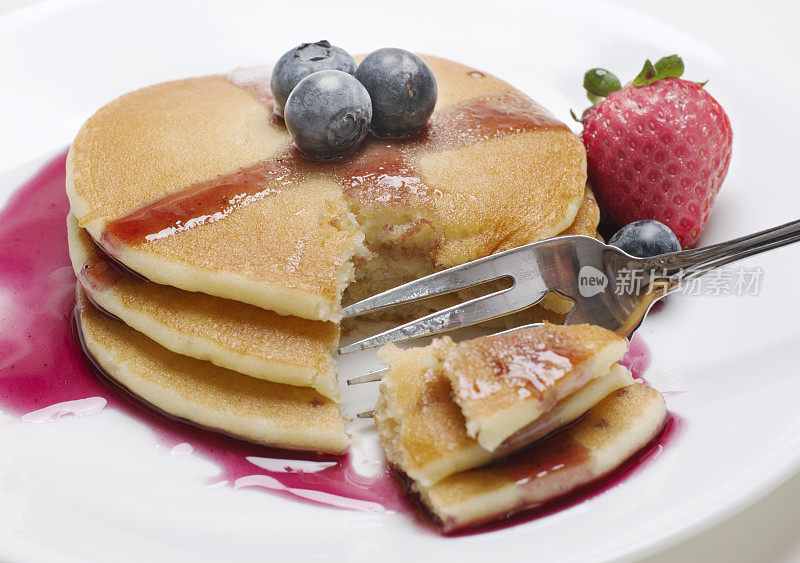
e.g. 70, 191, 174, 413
0, 0, 798, 561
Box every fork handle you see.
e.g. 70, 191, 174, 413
643, 218, 800, 282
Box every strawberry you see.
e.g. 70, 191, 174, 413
575, 55, 732, 248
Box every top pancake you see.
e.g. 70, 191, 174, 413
67, 56, 586, 321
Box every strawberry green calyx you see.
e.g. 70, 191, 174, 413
570, 54, 703, 123
629, 54, 684, 87
580, 55, 692, 105
583, 68, 622, 103
570, 68, 622, 122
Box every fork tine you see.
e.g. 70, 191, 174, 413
339, 286, 548, 354
340, 254, 513, 319
347, 368, 388, 385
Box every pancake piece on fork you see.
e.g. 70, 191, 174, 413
375, 340, 633, 486
375, 324, 632, 486
67, 214, 341, 400
75, 287, 348, 453
66, 55, 587, 322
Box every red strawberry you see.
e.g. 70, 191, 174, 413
576, 55, 732, 248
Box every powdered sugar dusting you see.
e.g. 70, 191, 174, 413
505, 349, 572, 392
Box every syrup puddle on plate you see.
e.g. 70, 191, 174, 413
0, 151, 679, 534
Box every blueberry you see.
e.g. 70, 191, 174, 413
284, 70, 372, 160
270, 40, 356, 116
609, 220, 682, 257
354, 48, 437, 138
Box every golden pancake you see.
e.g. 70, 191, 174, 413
67, 214, 341, 400
434, 323, 628, 451
416, 383, 666, 532
67, 56, 586, 321
375, 338, 633, 486
75, 287, 348, 453
561, 185, 600, 238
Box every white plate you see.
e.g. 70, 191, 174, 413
1, 1, 799, 561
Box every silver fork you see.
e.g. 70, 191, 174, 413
339, 218, 800, 358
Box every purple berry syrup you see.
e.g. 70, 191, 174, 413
0, 152, 678, 534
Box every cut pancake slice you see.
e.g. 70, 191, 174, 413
75, 287, 348, 454
66, 74, 367, 322
342, 186, 600, 321
67, 56, 586, 322
375, 341, 633, 486
434, 324, 628, 451
67, 214, 341, 401
415, 383, 666, 532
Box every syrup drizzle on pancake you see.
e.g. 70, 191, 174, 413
101, 159, 301, 246
77, 252, 125, 291
101, 89, 566, 250
424, 92, 565, 147
497, 416, 592, 485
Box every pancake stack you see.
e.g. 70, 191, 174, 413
66, 55, 598, 454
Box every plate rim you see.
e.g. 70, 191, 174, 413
1, 1, 799, 561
